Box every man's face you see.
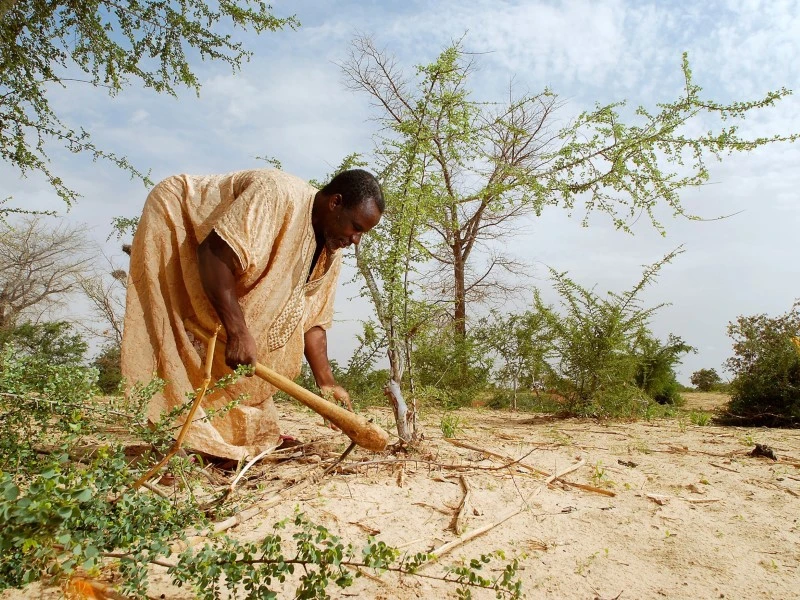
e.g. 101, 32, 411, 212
322, 196, 382, 252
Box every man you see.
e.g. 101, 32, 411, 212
121, 168, 384, 460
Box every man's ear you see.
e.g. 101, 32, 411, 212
328, 193, 343, 211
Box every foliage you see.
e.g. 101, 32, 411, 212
0, 216, 94, 328
439, 413, 463, 438
690, 368, 723, 392
92, 343, 122, 395
0, 339, 95, 472
0, 452, 201, 594
474, 309, 554, 410
0, 0, 298, 209
343, 35, 797, 352
0, 320, 87, 366
633, 331, 694, 405
412, 324, 492, 409
724, 303, 800, 425
535, 248, 690, 417
689, 411, 712, 426
0, 352, 524, 597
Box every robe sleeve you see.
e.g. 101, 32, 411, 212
303, 254, 342, 332
211, 173, 285, 276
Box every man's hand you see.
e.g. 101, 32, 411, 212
225, 328, 258, 373
320, 384, 352, 430
320, 384, 352, 411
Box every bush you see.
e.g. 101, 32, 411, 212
724, 303, 800, 425
633, 333, 694, 405
690, 368, 722, 392
0, 321, 87, 366
412, 327, 491, 408
534, 249, 691, 417
92, 343, 122, 395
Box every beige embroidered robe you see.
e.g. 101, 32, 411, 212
121, 169, 341, 460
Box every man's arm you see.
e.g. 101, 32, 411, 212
197, 229, 258, 372
304, 325, 352, 411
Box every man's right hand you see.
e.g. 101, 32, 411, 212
198, 230, 258, 374
225, 328, 258, 373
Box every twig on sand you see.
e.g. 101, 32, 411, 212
450, 475, 473, 534
323, 440, 357, 476
212, 467, 322, 534
545, 460, 585, 485
446, 439, 548, 476
709, 462, 739, 473
229, 446, 277, 492
427, 508, 523, 562
141, 481, 168, 498
446, 438, 615, 497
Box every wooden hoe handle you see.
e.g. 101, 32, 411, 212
184, 318, 389, 452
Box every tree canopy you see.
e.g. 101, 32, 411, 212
0, 0, 297, 208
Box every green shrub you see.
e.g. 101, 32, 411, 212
534, 249, 691, 417
724, 303, 800, 425
0, 321, 87, 366
92, 343, 122, 395
413, 327, 491, 408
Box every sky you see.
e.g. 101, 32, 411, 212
2, 0, 799, 384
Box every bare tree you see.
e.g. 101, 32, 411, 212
0, 216, 94, 328
79, 258, 127, 346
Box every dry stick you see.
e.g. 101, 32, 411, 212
446, 439, 615, 497
545, 459, 585, 485
446, 439, 548, 476
709, 462, 739, 473
141, 481, 169, 499
451, 475, 472, 535
323, 440, 358, 476
421, 463, 585, 565
131, 325, 221, 490
229, 446, 277, 492
428, 508, 523, 561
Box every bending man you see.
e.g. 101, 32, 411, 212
121, 168, 384, 460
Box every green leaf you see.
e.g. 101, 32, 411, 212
2, 483, 19, 501
74, 488, 93, 502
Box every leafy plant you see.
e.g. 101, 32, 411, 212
92, 343, 122, 395
690, 368, 723, 392
724, 302, 800, 425
440, 413, 463, 439
689, 411, 712, 426
535, 248, 689, 417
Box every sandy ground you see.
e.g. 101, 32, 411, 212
7, 393, 800, 599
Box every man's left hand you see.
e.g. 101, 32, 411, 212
319, 384, 352, 430
319, 384, 352, 411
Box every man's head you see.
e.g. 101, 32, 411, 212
313, 169, 384, 252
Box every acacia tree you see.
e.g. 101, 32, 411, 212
0, 216, 93, 328
342, 37, 797, 372
0, 0, 297, 210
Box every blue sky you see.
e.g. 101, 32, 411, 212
2, 0, 799, 383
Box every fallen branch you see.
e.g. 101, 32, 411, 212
212, 469, 322, 534
428, 508, 523, 562
545, 460, 585, 486
446, 439, 615, 497
709, 462, 739, 473
446, 439, 548, 476
450, 475, 473, 535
